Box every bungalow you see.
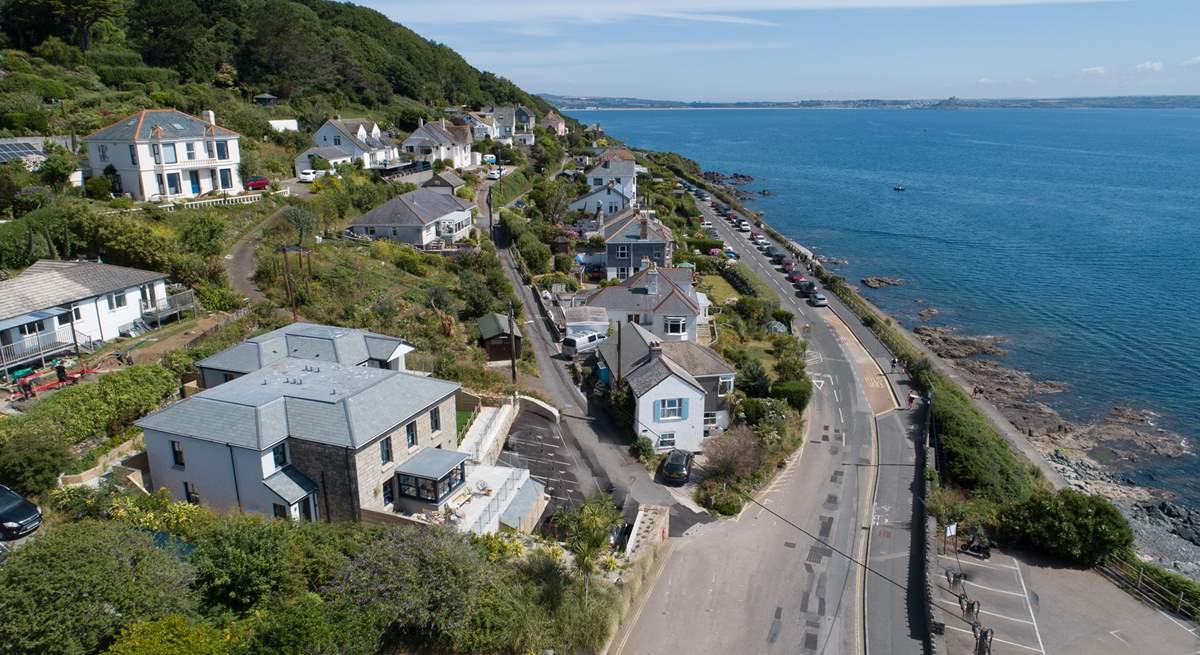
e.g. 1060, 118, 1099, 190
584, 265, 708, 342
462, 112, 498, 140
596, 322, 736, 452
348, 188, 475, 248
602, 209, 673, 280
84, 108, 242, 201
421, 170, 466, 196
543, 111, 567, 137
136, 327, 547, 534
313, 118, 400, 170
401, 119, 473, 169
0, 260, 188, 374
194, 322, 414, 389
569, 183, 632, 220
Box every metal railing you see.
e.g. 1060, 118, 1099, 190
1097, 553, 1200, 622
141, 289, 195, 317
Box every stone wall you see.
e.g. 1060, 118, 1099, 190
353, 394, 458, 514
288, 439, 359, 523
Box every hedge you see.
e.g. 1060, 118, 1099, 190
771, 379, 813, 412
0, 364, 177, 447
720, 263, 758, 296
492, 167, 533, 207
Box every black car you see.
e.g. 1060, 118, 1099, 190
0, 485, 41, 540
661, 449, 693, 486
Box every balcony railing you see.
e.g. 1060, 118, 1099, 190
141, 290, 195, 319
0, 324, 94, 370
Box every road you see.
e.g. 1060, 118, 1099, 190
614, 196, 926, 655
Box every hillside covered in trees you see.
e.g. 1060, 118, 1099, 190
0, 0, 551, 137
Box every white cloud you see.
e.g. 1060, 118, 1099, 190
376, 0, 1118, 25
1183, 56, 1200, 67
1023, 77, 1037, 84
977, 77, 996, 85
1133, 61, 1164, 73
1081, 66, 1107, 76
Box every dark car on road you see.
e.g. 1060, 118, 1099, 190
0, 485, 42, 540
245, 175, 270, 190
661, 449, 693, 485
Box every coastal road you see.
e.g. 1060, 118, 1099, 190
615, 198, 898, 655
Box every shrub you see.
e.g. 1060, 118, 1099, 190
629, 435, 655, 462
105, 616, 233, 655
0, 521, 198, 654
771, 379, 813, 412
0, 430, 71, 495
195, 282, 245, 311
736, 360, 772, 398
928, 376, 1032, 503
85, 174, 111, 199
696, 480, 743, 515
191, 515, 295, 613
997, 488, 1133, 567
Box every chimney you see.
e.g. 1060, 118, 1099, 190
646, 263, 659, 295
202, 109, 216, 125
648, 340, 663, 362
418, 117, 424, 127
639, 255, 651, 272
639, 217, 648, 240
334, 113, 341, 121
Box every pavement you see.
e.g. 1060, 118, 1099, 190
613, 196, 907, 655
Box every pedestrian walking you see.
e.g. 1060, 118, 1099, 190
907, 390, 917, 409
890, 357, 897, 373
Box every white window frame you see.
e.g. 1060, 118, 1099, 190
664, 317, 687, 335
717, 376, 735, 395
106, 292, 127, 311
703, 411, 718, 427
617, 267, 629, 280
98, 144, 108, 162
272, 442, 288, 469
657, 432, 676, 448
660, 398, 682, 420
56, 307, 82, 326
615, 244, 630, 259
185, 142, 195, 160
18, 320, 45, 336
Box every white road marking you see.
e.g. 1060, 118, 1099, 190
938, 554, 1018, 571
838, 407, 845, 424
934, 597, 1036, 625
833, 389, 840, 402
1156, 609, 1200, 636
964, 580, 1028, 597
943, 625, 1044, 653
813, 379, 826, 391
1108, 630, 1129, 645
1014, 560, 1048, 655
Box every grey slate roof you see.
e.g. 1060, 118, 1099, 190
86, 109, 238, 142
402, 122, 458, 147
660, 341, 735, 378
195, 322, 413, 375
265, 466, 316, 503
603, 211, 671, 244
478, 313, 521, 341
325, 119, 393, 152
298, 145, 354, 163
395, 447, 469, 480
424, 171, 465, 188
350, 189, 475, 228
597, 322, 656, 380
572, 184, 633, 207
585, 266, 699, 316
625, 355, 703, 397
136, 360, 459, 451
598, 322, 732, 384
0, 260, 166, 322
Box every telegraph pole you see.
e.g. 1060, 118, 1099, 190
507, 300, 518, 383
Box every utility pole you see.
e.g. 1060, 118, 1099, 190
615, 321, 622, 383
507, 300, 518, 383
281, 247, 297, 322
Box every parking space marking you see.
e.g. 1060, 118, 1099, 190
943, 625, 1044, 653
964, 580, 1028, 597
934, 597, 1036, 625
939, 554, 1018, 571
1014, 561, 1047, 655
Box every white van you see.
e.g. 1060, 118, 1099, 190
562, 331, 607, 358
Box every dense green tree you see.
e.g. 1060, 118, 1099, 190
998, 488, 1134, 566
125, 0, 211, 79
240, 593, 341, 655
0, 521, 198, 654
516, 231, 551, 274
283, 204, 316, 246
737, 359, 772, 398
37, 143, 76, 190
191, 515, 294, 613
0, 429, 71, 495
180, 213, 227, 256
104, 615, 232, 655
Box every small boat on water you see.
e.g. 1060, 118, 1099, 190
893, 184, 905, 192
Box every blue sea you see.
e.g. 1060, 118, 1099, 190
569, 107, 1200, 502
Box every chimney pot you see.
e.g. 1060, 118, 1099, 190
202, 109, 216, 125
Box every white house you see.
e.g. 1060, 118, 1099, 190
597, 322, 736, 452
348, 188, 475, 247
136, 324, 547, 534
0, 260, 184, 374
313, 118, 400, 170
462, 112, 498, 140
569, 183, 632, 219
585, 149, 637, 206
584, 265, 706, 342
84, 109, 242, 201
401, 119, 473, 169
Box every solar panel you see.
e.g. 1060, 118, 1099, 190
170, 123, 185, 130
0, 142, 42, 163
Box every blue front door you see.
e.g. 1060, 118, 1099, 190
189, 170, 200, 194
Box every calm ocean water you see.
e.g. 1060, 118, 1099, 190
569, 108, 1200, 501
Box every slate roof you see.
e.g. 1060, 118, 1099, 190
571, 184, 633, 208
351, 189, 475, 228
625, 354, 703, 397
425, 171, 465, 188
136, 360, 459, 451
660, 341, 735, 377
597, 322, 656, 380
265, 466, 317, 504
603, 211, 672, 244
478, 313, 521, 341
86, 109, 238, 142
597, 322, 732, 385
402, 122, 458, 147
297, 145, 354, 163
585, 266, 699, 316
196, 322, 414, 374
467, 112, 495, 126
0, 260, 166, 321
325, 119, 393, 152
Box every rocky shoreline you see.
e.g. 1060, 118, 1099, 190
914, 323, 1200, 578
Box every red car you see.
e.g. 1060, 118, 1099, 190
787, 271, 807, 284
245, 176, 270, 190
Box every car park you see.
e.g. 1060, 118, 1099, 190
809, 293, 829, 307
0, 484, 42, 541
661, 449, 693, 485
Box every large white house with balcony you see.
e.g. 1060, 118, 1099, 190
0, 260, 195, 374
84, 109, 242, 202
347, 188, 475, 248
307, 118, 400, 171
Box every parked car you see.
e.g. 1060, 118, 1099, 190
723, 249, 740, 259
788, 271, 808, 284
798, 280, 818, 297
487, 168, 503, 180
514, 199, 526, 209
809, 293, 829, 307
701, 220, 713, 228
245, 175, 270, 190
661, 449, 693, 485
297, 169, 319, 182
562, 331, 607, 358
738, 223, 751, 233
0, 484, 42, 541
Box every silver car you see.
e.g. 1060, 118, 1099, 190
809, 293, 829, 307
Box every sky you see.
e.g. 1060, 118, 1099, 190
365, 0, 1200, 102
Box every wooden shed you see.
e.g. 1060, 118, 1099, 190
478, 313, 522, 361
